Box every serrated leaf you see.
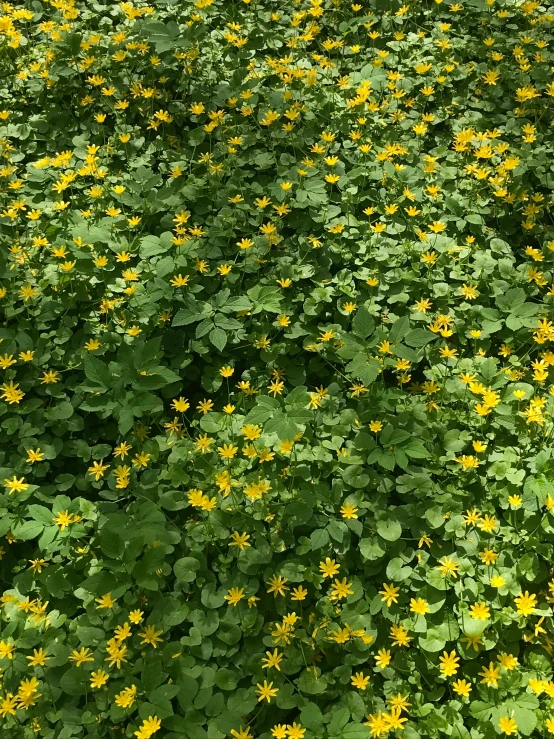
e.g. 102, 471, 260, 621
404, 329, 436, 347
83, 355, 111, 390
310, 529, 329, 550
352, 307, 375, 338
389, 315, 411, 343
209, 327, 227, 351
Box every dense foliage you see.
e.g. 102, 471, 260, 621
1, 0, 554, 737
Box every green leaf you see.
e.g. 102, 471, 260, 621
506, 695, 539, 736
201, 583, 226, 609
352, 308, 375, 338
469, 701, 494, 721
100, 527, 125, 558
376, 519, 402, 541
359, 537, 386, 560
480, 357, 497, 382
26, 505, 53, 526
329, 707, 350, 735
342, 465, 370, 488
496, 287, 526, 311
311, 529, 330, 550
404, 329, 436, 347
45, 401, 74, 421
214, 668, 238, 691
265, 411, 302, 440
76, 626, 105, 645
174, 557, 201, 583
296, 668, 328, 694
247, 285, 283, 313
386, 557, 412, 581
342, 725, 371, 739
60, 668, 87, 696
210, 327, 227, 351
418, 632, 445, 652
140, 234, 166, 258
245, 396, 280, 425
221, 296, 252, 313
347, 355, 380, 385
172, 308, 206, 326
83, 355, 111, 390
402, 439, 429, 459
389, 315, 411, 343
298, 177, 328, 205
11, 520, 44, 540
217, 620, 242, 645
300, 703, 324, 731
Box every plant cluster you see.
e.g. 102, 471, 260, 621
1, 0, 554, 738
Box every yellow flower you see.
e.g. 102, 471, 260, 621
26, 448, 44, 463
437, 556, 460, 578
379, 583, 400, 607
498, 717, 517, 735
479, 549, 498, 565
52, 510, 75, 531
499, 654, 518, 671
329, 577, 354, 601
0, 693, 17, 718
170, 274, 190, 287
390, 624, 412, 647
134, 716, 161, 739
69, 647, 94, 666
172, 397, 190, 412
291, 586, 308, 601
267, 575, 289, 596
218, 443, 238, 459
341, 501, 358, 519
410, 598, 430, 616
256, 680, 279, 702
90, 670, 109, 689
138, 625, 163, 648
479, 661, 501, 688
374, 649, 392, 669
452, 679, 472, 697
26, 649, 49, 667
4, 476, 29, 494
351, 672, 370, 690
319, 558, 340, 579
114, 622, 132, 641
229, 532, 250, 549
261, 649, 283, 670
0, 640, 15, 660
468, 602, 490, 620
225, 588, 245, 606
95, 593, 116, 610
364, 712, 388, 737
439, 650, 459, 676
230, 728, 253, 739
514, 591, 537, 616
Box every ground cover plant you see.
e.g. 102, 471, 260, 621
2, 0, 554, 737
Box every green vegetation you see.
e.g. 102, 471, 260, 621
1, 0, 554, 738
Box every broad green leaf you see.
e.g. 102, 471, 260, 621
376, 519, 402, 541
